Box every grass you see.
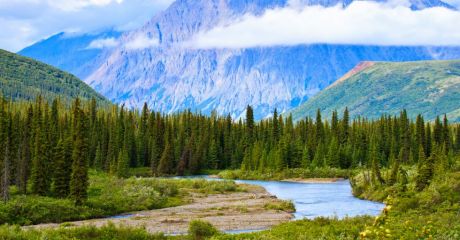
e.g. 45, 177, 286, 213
264, 200, 295, 213
0, 223, 167, 240
0, 170, 241, 226
218, 168, 353, 181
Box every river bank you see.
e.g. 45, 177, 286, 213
24, 184, 293, 235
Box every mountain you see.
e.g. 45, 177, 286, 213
19, 0, 460, 119
289, 60, 460, 122
0, 49, 110, 105
19, 30, 121, 79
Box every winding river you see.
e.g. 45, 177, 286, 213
178, 176, 384, 220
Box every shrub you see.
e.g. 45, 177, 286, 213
264, 200, 295, 213
188, 219, 219, 240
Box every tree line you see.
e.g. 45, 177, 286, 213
0, 97, 459, 204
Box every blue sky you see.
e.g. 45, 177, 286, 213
0, 0, 174, 52
1, 0, 460, 52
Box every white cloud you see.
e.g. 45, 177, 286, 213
47, 0, 124, 11
188, 1, 460, 49
0, 0, 174, 52
87, 37, 119, 49
124, 34, 159, 50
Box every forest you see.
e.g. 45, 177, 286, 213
0, 96, 459, 205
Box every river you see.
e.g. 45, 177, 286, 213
176, 176, 384, 219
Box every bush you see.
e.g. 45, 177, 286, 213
188, 220, 219, 240
264, 200, 295, 213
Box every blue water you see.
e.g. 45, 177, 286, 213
175, 176, 384, 220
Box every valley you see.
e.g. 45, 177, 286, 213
1, 0, 460, 239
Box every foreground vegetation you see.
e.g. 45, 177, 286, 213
0, 171, 241, 225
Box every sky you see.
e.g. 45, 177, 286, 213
1, 0, 460, 52
0, 0, 174, 52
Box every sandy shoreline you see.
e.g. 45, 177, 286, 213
24, 184, 293, 235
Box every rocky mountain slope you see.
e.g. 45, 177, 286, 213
19, 0, 460, 119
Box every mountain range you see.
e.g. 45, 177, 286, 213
18, 0, 460, 119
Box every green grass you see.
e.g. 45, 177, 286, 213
218, 168, 354, 181
264, 200, 295, 213
0, 223, 167, 240
290, 60, 460, 122
0, 171, 241, 226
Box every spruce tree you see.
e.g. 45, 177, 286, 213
17, 106, 33, 194
31, 98, 50, 196
54, 138, 72, 198
415, 145, 432, 191
245, 105, 254, 146
327, 137, 340, 168
341, 107, 350, 144
456, 124, 460, 153
117, 148, 130, 178
69, 98, 89, 205
157, 126, 175, 175
208, 139, 218, 169
387, 149, 399, 186
425, 123, 432, 157
370, 136, 384, 185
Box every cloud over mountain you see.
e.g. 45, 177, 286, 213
188, 1, 460, 49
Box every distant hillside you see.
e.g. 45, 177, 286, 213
290, 60, 460, 122
0, 49, 110, 105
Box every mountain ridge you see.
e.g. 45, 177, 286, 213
289, 59, 460, 122
0, 49, 110, 105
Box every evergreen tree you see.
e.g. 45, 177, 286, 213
327, 137, 340, 168
17, 106, 33, 194
273, 108, 279, 143
31, 98, 50, 196
370, 136, 384, 185
208, 139, 218, 169
245, 105, 254, 146
54, 138, 72, 198
425, 123, 432, 157
157, 126, 175, 175
117, 148, 130, 178
415, 145, 432, 191
315, 109, 324, 144
456, 124, 460, 153
442, 114, 451, 153
69, 98, 89, 205
387, 149, 399, 186
341, 107, 350, 144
